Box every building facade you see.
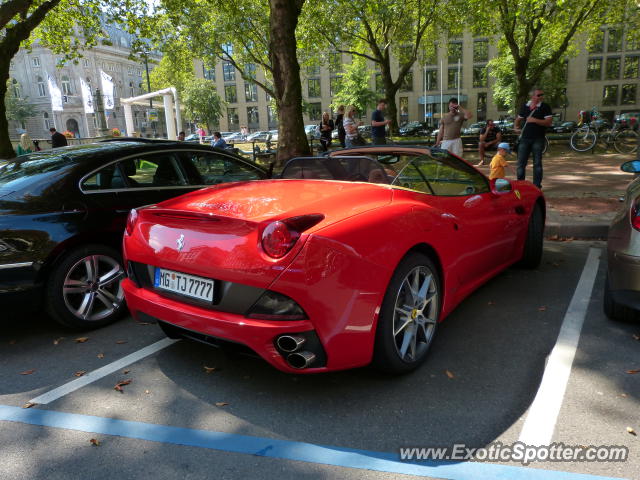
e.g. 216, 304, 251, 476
196, 26, 639, 133
8, 23, 160, 140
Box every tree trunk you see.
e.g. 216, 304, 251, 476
269, 0, 310, 165
514, 61, 534, 114
381, 66, 399, 135
0, 55, 15, 159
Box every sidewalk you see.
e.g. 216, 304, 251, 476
471, 144, 638, 239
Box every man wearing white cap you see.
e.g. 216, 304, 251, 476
489, 142, 514, 180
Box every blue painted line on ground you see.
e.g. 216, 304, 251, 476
0, 405, 627, 480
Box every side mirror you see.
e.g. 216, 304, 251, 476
491, 178, 512, 195
621, 160, 640, 173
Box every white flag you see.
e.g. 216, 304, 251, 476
79, 77, 94, 114
100, 70, 114, 110
47, 73, 63, 112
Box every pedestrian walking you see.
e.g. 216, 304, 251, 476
49, 127, 68, 148
371, 99, 391, 145
489, 142, 514, 180
514, 87, 553, 188
343, 106, 361, 148
335, 105, 346, 148
476, 119, 502, 166
16, 133, 34, 156
435, 98, 471, 157
319, 112, 335, 152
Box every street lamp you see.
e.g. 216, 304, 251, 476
141, 50, 156, 137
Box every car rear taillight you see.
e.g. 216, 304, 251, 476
125, 209, 138, 236
260, 214, 324, 259
630, 201, 640, 231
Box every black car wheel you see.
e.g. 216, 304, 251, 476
518, 204, 544, 269
373, 253, 440, 374
603, 274, 638, 322
45, 244, 126, 329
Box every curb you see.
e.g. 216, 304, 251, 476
544, 222, 609, 240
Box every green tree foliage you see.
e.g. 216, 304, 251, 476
330, 57, 376, 115
5, 81, 37, 127
470, 0, 638, 112
181, 78, 224, 131
149, 38, 196, 95
304, 0, 445, 133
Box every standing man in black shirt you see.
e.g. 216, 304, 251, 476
514, 87, 552, 188
371, 99, 391, 145
49, 128, 68, 148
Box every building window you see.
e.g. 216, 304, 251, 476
223, 62, 235, 82
129, 81, 135, 96
328, 52, 342, 73
607, 29, 622, 52
400, 71, 413, 92
61, 75, 72, 95
247, 106, 259, 125
330, 77, 342, 96
602, 85, 619, 106
473, 65, 487, 88
424, 69, 437, 91
375, 73, 384, 93
476, 92, 487, 122
424, 46, 437, 65
624, 56, 639, 79
37, 76, 46, 97
587, 58, 602, 81
227, 107, 239, 127
448, 41, 462, 64
306, 61, 321, 76
225, 84, 237, 103
244, 63, 256, 79
588, 30, 604, 53
245, 82, 258, 102
83, 58, 90, 68
399, 97, 408, 123
222, 43, 233, 57
622, 84, 637, 105
308, 78, 321, 98
448, 67, 462, 89
605, 57, 621, 80
473, 40, 489, 62
203, 66, 215, 81
43, 112, 51, 130
308, 102, 322, 121
268, 105, 277, 126
10, 78, 21, 98
32, 57, 41, 67
120, 37, 128, 48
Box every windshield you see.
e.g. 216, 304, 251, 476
0, 154, 75, 191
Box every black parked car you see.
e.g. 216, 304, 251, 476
553, 121, 577, 133
0, 140, 268, 329
399, 121, 432, 137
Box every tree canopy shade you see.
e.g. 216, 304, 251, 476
467, 0, 639, 111
181, 78, 225, 131
0, 0, 150, 158
304, 0, 446, 134
329, 57, 376, 115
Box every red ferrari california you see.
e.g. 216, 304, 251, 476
122, 146, 544, 374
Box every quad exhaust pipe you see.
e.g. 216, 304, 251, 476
287, 351, 316, 369
276, 335, 306, 353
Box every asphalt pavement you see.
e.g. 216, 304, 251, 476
1, 241, 638, 480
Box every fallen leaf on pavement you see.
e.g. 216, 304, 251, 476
123, 369, 130, 374
144, 390, 150, 394
215, 402, 229, 407
549, 234, 559, 241
74, 371, 87, 377
22, 402, 36, 409
626, 369, 640, 374
116, 340, 127, 344
204, 366, 217, 374
538, 306, 547, 311
53, 337, 64, 345
97, 353, 104, 359
445, 370, 455, 379
20, 369, 35, 375
620, 393, 628, 398
75, 337, 89, 343
633, 334, 640, 341
627, 427, 637, 436
114, 379, 132, 393
90, 438, 101, 446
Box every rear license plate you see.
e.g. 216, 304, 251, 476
154, 268, 215, 302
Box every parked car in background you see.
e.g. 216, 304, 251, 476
269, 130, 279, 141
553, 121, 577, 133
462, 122, 486, 135
122, 145, 544, 374
305, 124, 320, 139
246, 131, 273, 142
184, 133, 201, 142
0, 139, 268, 329
224, 132, 246, 143
616, 112, 640, 130
358, 125, 372, 138
399, 121, 432, 137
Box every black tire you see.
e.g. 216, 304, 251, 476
373, 253, 440, 374
603, 274, 639, 322
570, 127, 597, 152
518, 204, 544, 269
45, 244, 127, 330
613, 129, 639, 155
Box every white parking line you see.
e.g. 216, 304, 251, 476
29, 338, 179, 405
518, 247, 601, 446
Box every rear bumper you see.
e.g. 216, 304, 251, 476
608, 249, 640, 311
122, 278, 328, 373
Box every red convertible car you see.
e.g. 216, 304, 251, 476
122, 146, 544, 374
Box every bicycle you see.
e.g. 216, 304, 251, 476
570, 121, 638, 154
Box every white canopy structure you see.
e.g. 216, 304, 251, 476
120, 87, 182, 140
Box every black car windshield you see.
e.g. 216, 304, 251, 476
0, 154, 74, 190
